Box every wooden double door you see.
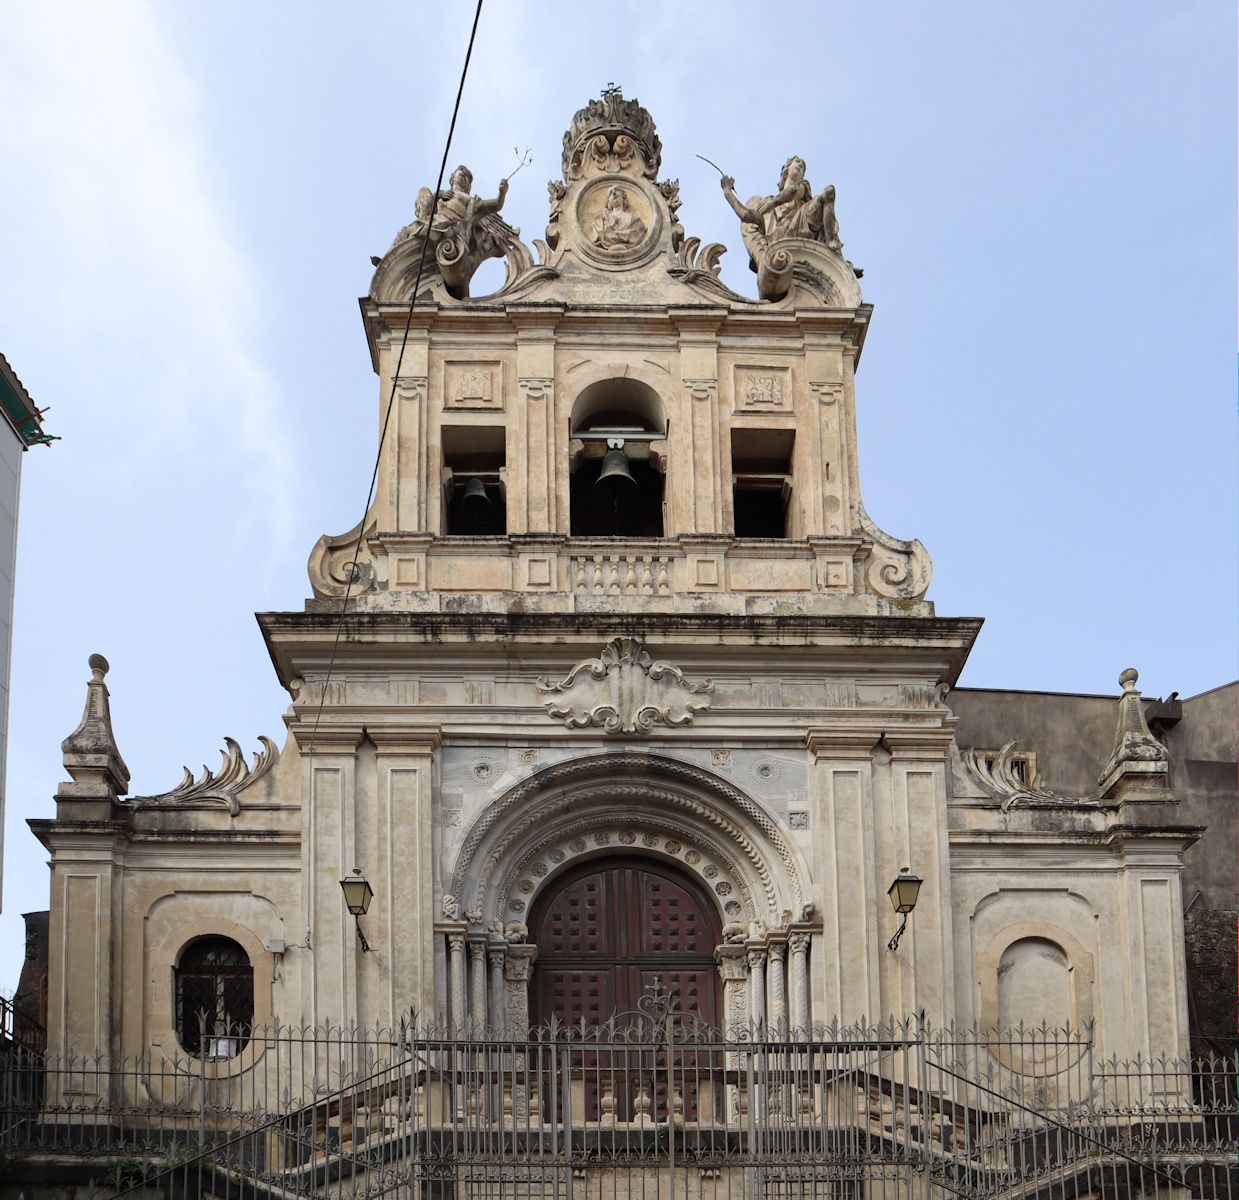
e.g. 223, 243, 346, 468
530, 858, 722, 1028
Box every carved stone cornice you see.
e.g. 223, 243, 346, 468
365, 726, 443, 754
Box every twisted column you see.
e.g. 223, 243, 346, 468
468, 939, 488, 1034
747, 947, 768, 1033
447, 933, 468, 1033
788, 932, 811, 1037
767, 940, 788, 1036
488, 946, 506, 1035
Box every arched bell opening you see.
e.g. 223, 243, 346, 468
569, 378, 666, 537
528, 855, 723, 1030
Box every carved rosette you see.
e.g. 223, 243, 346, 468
536, 638, 713, 734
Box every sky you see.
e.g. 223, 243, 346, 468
0, 1, 1233, 987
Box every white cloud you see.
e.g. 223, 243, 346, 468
0, 0, 295, 551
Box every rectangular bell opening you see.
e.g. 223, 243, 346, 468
442, 425, 507, 536
732, 427, 794, 539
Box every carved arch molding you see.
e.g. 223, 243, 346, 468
451, 753, 809, 933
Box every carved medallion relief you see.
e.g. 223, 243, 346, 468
573, 177, 661, 269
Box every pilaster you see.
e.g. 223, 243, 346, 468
671, 309, 726, 535
296, 728, 363, 1028
368, 726, 441, 1025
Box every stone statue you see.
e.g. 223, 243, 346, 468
504, 921, 528, 944
718, 156, 846, 300
722, 922, 747, 944
720, 156, 842, 259
379, 164, 520, 299
441, 893, 459, 920
591, 184, 647, 249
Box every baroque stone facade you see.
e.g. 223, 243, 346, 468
31, 93, 1209, 1073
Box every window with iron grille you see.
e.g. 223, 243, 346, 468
175, 937, 253, 1056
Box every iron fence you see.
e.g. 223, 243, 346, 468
0, 1015, 1232, 1200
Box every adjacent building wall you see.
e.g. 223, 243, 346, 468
951, 682, 1238, 1054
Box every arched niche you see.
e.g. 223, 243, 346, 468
568, 377, 667, 537
570, 377, 666, 437
976, 921, 1095, 1077
997, 937, 1071, 1032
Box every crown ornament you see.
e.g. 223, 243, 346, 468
561, 86, 662, 181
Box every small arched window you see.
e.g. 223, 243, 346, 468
175, 936, 254, 1057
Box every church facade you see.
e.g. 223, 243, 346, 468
35, 93, 1202, 1080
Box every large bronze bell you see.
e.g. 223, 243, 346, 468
459, 476, 491, 522
593, 447, 639, 511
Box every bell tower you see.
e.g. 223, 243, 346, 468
309, 89, 932, 608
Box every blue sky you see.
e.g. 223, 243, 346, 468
0, 1, 1233, 985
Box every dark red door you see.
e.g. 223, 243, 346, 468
530, 859, 723, 1121
531, 858, 722, 1028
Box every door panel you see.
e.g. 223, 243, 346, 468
531, 858, 723, 1122
531, 858, 722, 1024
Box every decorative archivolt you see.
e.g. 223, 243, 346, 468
493, 812, 759, 931
450, 753, 809, 931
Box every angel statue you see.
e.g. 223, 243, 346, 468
377, 165, 520, 299
720, 155, 842, 265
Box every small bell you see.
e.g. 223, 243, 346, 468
593, 447, 639, 512
459, 477, 491, 524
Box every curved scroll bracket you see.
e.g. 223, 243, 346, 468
857, 502, 932, 601
307, 515, 377, 600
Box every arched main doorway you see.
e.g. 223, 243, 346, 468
530, 857, 723, 1028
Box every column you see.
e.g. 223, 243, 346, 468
767, 940, 788, 1036
716, 944, 750, 1037
488, 946, 507, 1035
469, 939, 488, 1035
788, 932, 811, 1037
503, 945, 538, 1038
748, 947, 768, 1032
448, 932, 468, 1033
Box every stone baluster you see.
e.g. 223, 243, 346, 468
788, 932, 811, 1037
447, 932, 468, 1033
488, 946, 507, 1035
747, 947, 768, 1033
767, 940, 788, 1036
468, 939, 488, 1035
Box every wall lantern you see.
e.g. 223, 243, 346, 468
886, 867, 922, 952
340, 868, 374, 953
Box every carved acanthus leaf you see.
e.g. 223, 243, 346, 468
130, 737, 279, 817
962, 741, 1074, 812
536, 638, 713, 735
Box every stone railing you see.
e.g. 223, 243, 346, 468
569, 549, 672, 595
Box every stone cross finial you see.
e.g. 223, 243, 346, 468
1098, 667, 1169, 800
58, 653, 130, 813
